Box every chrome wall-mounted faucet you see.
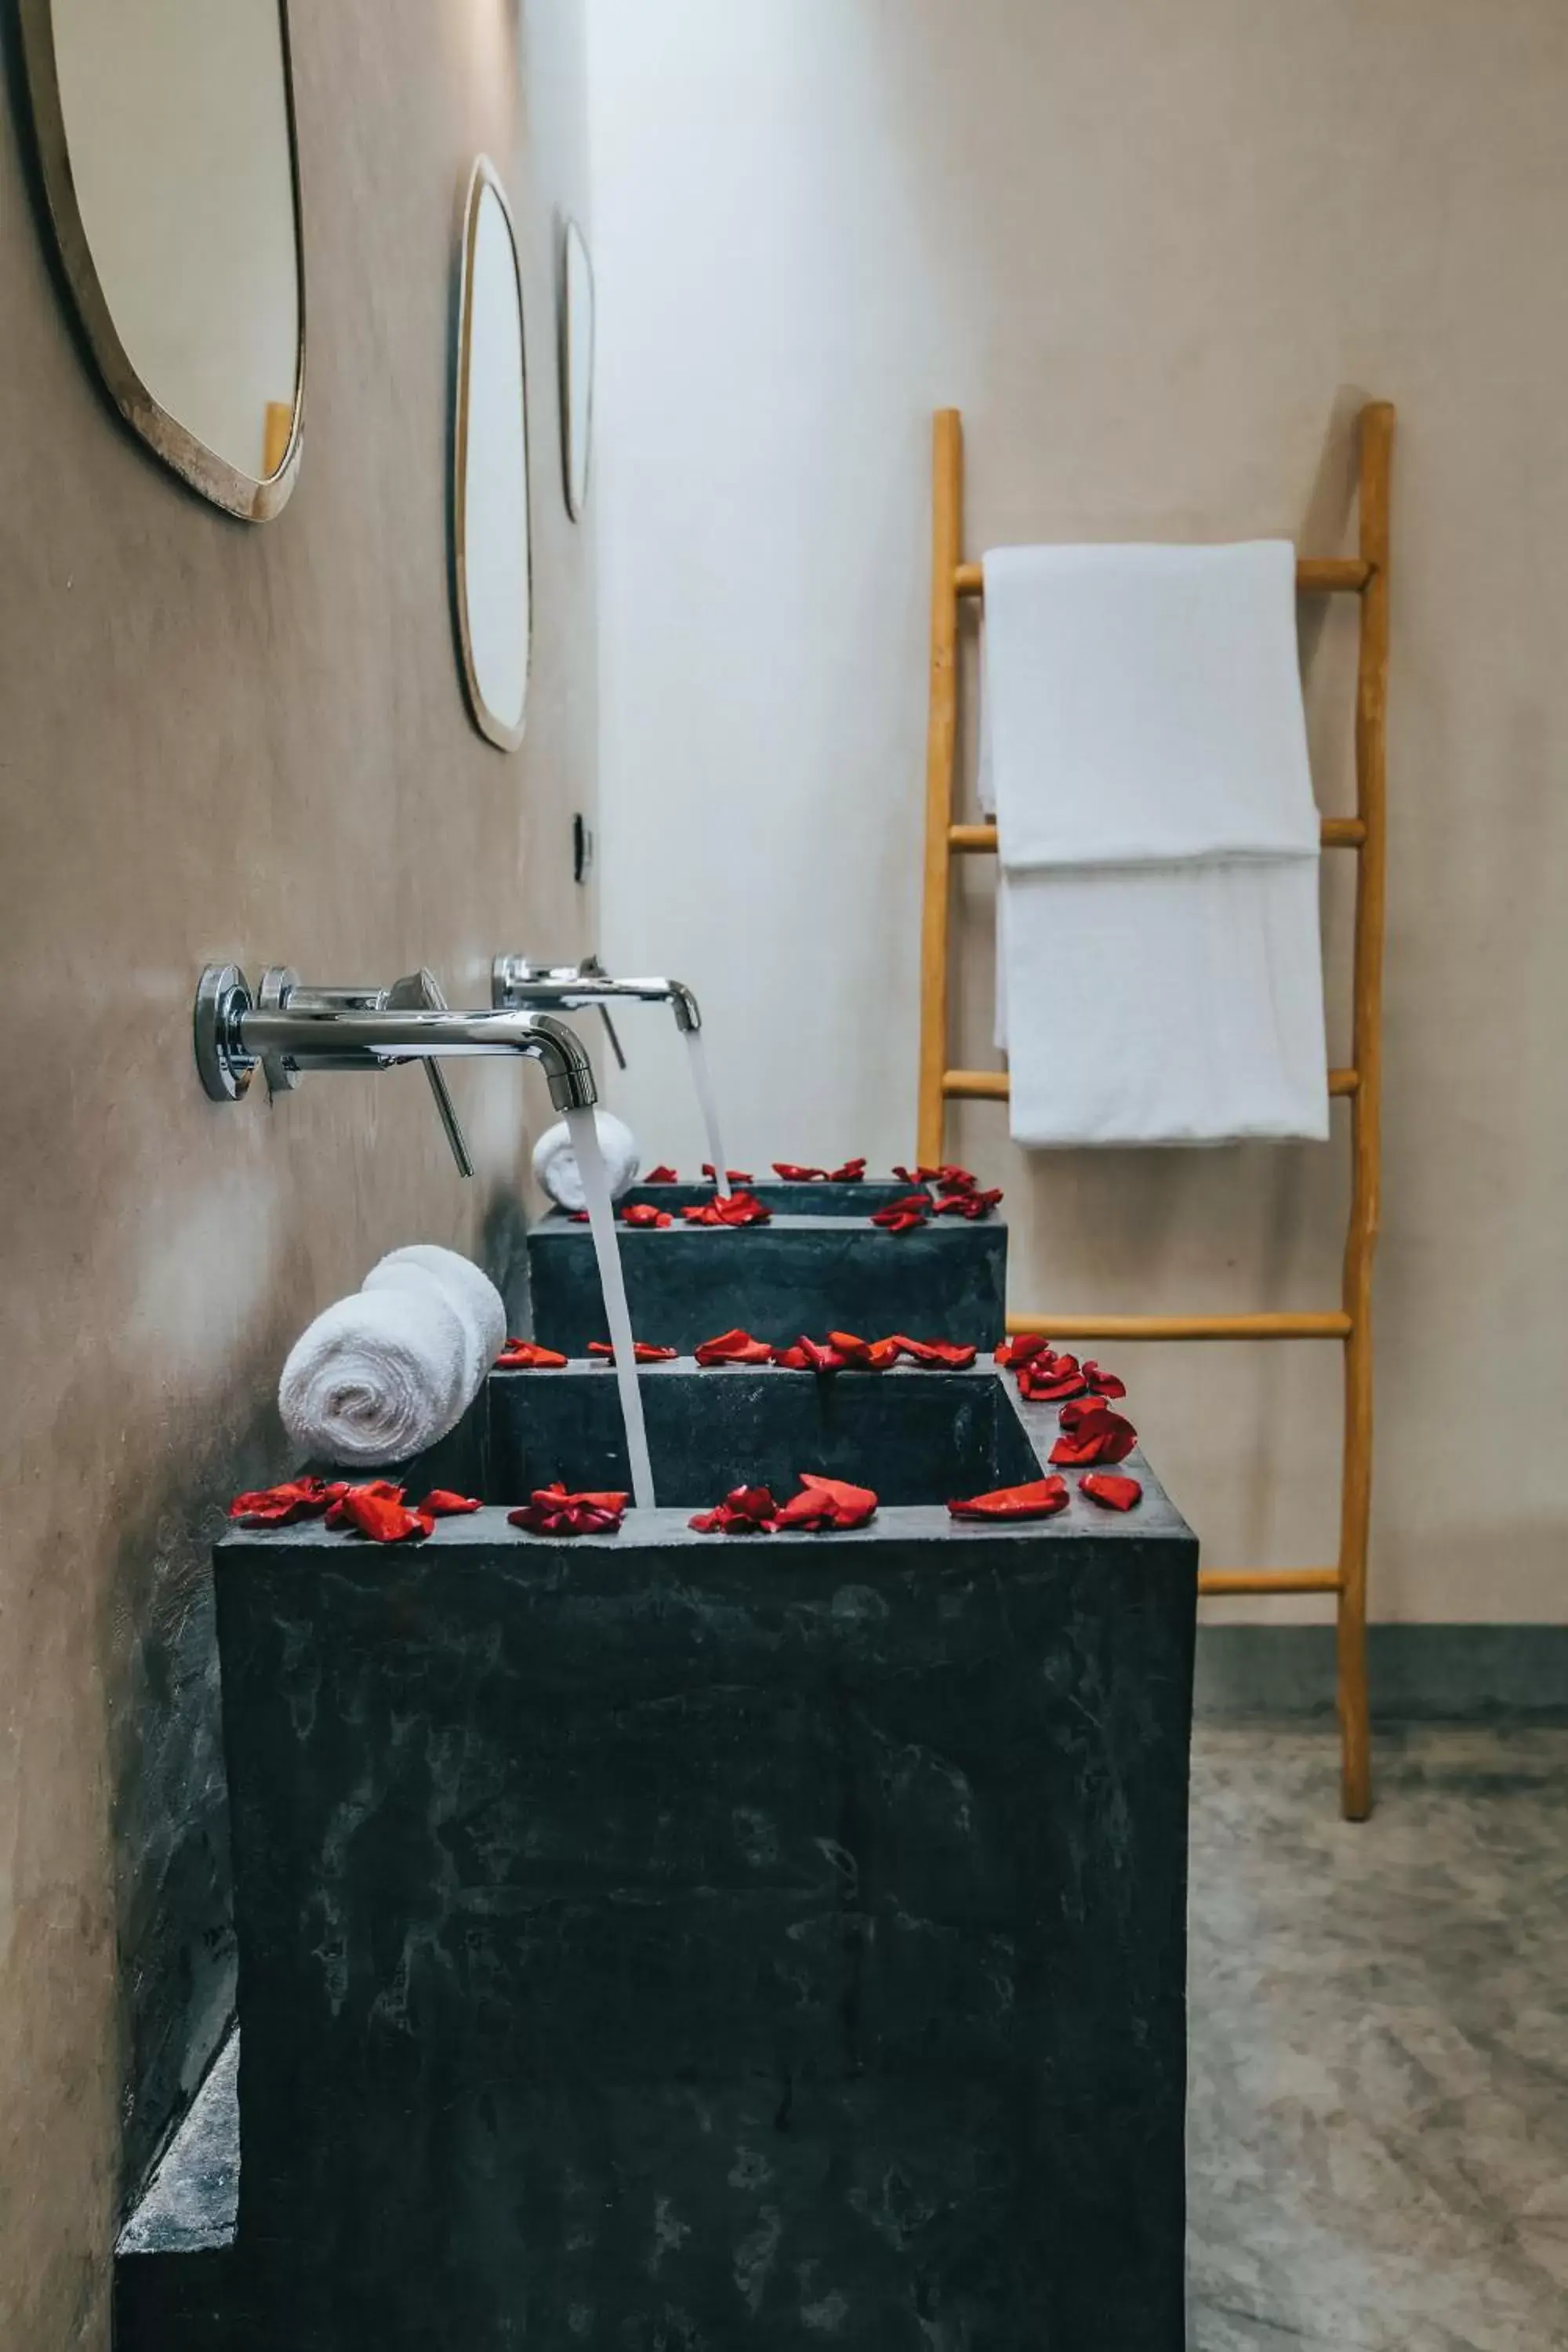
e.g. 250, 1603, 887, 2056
194, 964, 597, 1177
490, 953, 701, 1072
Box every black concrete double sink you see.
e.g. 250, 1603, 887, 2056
114, 1359, 1199, 2349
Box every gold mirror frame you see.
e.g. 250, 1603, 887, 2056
16, 0, 307, 522
452, 156, 532, 754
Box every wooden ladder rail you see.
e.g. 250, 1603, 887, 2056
916, 403, 1394, 1820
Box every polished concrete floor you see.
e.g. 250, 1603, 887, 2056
1188, 1722, 1568, 2350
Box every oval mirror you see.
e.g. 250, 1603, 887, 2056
560, 220, 595, 522
454, 158, 532, 753
19, 0, 305, 521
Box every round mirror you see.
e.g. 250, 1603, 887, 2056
19, 0, 305, 521
453, 158, 532, 753
560, 220, 595, 522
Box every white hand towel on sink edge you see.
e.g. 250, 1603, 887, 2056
365, 1243, 506, 1393
279, 1283, 473, 1467
533, 1109, 641, 1212
281, 1244, 506, 1465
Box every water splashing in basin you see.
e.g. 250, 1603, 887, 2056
683, 1028, 731, 1198
564, 1105, 655, 1509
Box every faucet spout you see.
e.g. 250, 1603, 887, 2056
491, 954, 703, 1034
194, 967, 599, 1128
253, 1002, 597, 1112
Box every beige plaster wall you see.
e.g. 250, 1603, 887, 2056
0, 2, 595, 2340
590, 0, 1568, 1628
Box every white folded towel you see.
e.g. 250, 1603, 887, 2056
533, 1110, 640, 1212
1000, 863, 1329, 1144
281, 1245, 506, 1465
982, 542, 1319, 865
365, 1243, 506, 1394
983, 539, 1328, 1147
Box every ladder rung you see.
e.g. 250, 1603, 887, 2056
944, 1066, 1358, 1100
954, 557, 1372, 598
1006, 1310, 1353, 1341
1200, 1568, 1343, 1595
948, 817, 1366, 853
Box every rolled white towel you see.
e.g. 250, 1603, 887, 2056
365, 1243, 506, 1392
279, 1286, 471, 1467
532, 1110, 641, 1212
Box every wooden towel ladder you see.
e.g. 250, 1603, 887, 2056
916, 403, 1394, 1819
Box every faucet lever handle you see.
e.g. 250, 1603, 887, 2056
598, 1005, 628, 1072
387, 971, 476, 1178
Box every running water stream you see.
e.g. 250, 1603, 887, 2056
683, 1028, 731, 1198
564, 1105, 656, 1510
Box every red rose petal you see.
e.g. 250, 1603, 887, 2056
508, 1483, 629, 1537
588, 1340, 678, 1363
567, 1210, 590, 1222
644, 1165, 680, 1185
771, 1163, 828, 1181
702, 1163, 754, 1185
947, 1476, 1069, 1521
933, 1186, 1004, 1221
1082, 1362, 1127, 1399
694, 1328, 774, 1367
771, 1473, 878, 1532
619, 1202, 673, 1229
1049, 1404, 1138, 1468
887, 1335, 978, 1369
326, 1483, 434, 1543
1079, 1473, 1142, 1512
682, 1190, 771, 1228
495, 1341, 569, 1370
994, 1333, 1049, 1369
689, 1483, 779, 1535
825, 1330, 899, 1371
829, 1159, 867, 1182
870, 1193, 933, 1235
1018, 1366, 1089, 1404
415, 1490, 483, 1517
228, 1475, 344, 1528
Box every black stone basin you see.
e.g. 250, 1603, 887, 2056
622, 1178, 917, 1215
199, 1363, 1196, 2350
527, 1210, 1007, 1355
485, 1359, 1035, 1504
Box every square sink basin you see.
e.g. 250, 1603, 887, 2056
485, 1358, 1039, 1504
214, 1362, 1195, 2347
621, 1177, 920, 1216
527, 1207, 1007, 1356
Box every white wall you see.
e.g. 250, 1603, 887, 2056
586, 0, 1568, 1624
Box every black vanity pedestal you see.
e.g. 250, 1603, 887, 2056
187, 1364, 1198, 2350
